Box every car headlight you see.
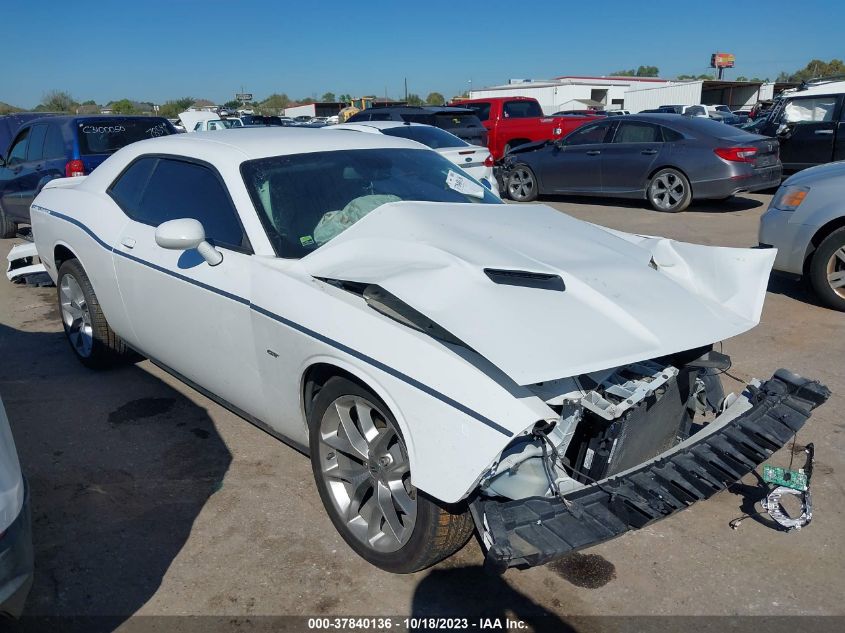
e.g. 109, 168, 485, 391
772, 185, 809, 212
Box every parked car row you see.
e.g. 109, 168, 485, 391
501, 114, 782, 212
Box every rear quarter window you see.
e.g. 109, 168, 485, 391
43, 124, 66, 159
660, 126, 684, 142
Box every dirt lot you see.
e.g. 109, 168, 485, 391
1, 192, 843, 630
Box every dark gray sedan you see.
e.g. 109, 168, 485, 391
503, 114, 782, 212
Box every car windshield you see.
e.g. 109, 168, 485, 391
380, 125, 468, 149
76, 118, 173, 155
241, 148, 502, 258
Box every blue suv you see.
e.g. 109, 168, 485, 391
0, 115, 176, 237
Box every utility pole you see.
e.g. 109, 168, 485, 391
404, 77, 408, 102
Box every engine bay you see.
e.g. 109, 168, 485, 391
480, 347, 730, 500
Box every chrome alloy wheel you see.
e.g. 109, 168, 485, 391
649, 172, 686, 210
60, 274, 93, 358
508, 167, 535, 201
826, 246, 845, 300
317, 395, 416, 553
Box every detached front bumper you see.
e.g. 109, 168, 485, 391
473, 369, 830, 572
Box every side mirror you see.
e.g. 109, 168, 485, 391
776, 123, 792, 138
155, 218, 223, 266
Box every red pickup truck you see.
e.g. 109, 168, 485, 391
450, 96, 599, 160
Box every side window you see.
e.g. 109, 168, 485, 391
136, 158, 247, 250
660, 126, 684, 142
613, 122, 661, 143
564, 123, 613, 146
369, 112, 392, 121
26, 125, 48, 162
503, 100, 543, 118
782, 96, 836, 123
108, 157, 158, 217
43, 124, 66, 159
7, 128, 30, 165
193, 122, 203, 131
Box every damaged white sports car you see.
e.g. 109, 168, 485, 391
30, 128, 829, 573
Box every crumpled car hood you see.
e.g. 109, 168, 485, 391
302, 201, 776, 386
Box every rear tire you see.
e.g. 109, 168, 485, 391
57, 259, 135, 369
308, 377, 474, 573
0, 204, 16, 238
647, 168, 692, 213
506, 164, 539, 202
809, 228, 845, 312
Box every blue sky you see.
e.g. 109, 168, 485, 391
4, 0, 842, 108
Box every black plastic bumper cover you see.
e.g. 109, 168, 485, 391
476, 369, 830, 572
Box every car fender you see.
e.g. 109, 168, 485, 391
298, 354, 421, 473
250, 262, 552, 503
30, 187, 133, 341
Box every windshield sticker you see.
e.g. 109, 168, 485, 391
446, 169, 485, 199
81, 124, 126, 134
300, 235, 315, 247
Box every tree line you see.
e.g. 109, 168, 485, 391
0, 90, 451, 118
608, 58, 844, 84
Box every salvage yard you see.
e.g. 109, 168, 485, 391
1, 192, 843, 626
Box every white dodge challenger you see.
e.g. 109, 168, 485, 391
30, 128, 829, 573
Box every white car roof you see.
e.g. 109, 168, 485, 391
78, 127, 431, 188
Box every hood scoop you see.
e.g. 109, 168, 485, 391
484, 268, 565, 291
362, 285, 464, 346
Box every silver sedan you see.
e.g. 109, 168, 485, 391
759, 160, 845, 311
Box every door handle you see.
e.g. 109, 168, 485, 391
641, 149, 658, 155
586, 150, 601, 156
814, 129, 834, 135
120, 237, 136, 249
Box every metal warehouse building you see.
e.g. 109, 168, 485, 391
469, 76, 672, 114
623, 80, 798, 112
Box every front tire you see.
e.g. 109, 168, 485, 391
809, 228, 845, 312
507, 164, 538, 202
647, 168, 692, 212
57, 259, 134, 368
308, 377, 473, 573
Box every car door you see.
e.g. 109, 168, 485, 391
538, 121, 615, 193
599, 121, 664, 194
109, 156, 264, 416
776, 94, 840, 170
0, 127, 33, 223
12, 124, 49, 218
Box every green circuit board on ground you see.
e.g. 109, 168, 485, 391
762, 464, 808, 491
